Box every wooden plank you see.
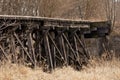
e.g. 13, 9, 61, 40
0, 15, 108, 23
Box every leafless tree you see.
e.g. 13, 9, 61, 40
0, 0, 60, 17
0, 0, 117, 21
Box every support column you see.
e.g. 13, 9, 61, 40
43, 30, 53, 71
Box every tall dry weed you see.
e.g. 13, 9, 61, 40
0, 57, 120, 80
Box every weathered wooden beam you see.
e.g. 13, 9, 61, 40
0, 45, 9, 60
74, 36, 79, 61
11, 34, 17, 62
62, 33, 77, 59
14, 32, 34, 64
48, 33, 64, 60
50, 32, 56, 69
74, 35, 82, 70
34, 31, 42, 65
27, 32, 36, 68
75, 33, 90, 59
0, 15, 108, 24
44, 31, 53, 71
61, 35, 68, 66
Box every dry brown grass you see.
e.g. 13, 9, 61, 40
0, 59, 120, 80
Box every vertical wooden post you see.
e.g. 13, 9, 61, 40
50, 31, 56, 69
44, 30, 53, 71
21, 32, 26, 65
27, 32, 36, 68
68, 32, 75, 67
98, 38, 104, 56
74, 36, 79, 58
64, 32, 69, 65
57, 30, 65, 67
73, 35, 82, 70
11, 34, 17, 63
34, 31, 42, 66
61, 35, 68, 66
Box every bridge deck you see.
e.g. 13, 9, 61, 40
0, 15, 111, 38
0, 15, 107, 23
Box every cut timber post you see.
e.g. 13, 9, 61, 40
50, 31, 56, 69
27, 32, 36, 68
11, 34, 17, 63
43, 30, 53, 71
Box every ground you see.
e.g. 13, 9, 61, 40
0, 58, 120, 80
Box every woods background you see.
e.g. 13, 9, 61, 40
0, 0, 119, 21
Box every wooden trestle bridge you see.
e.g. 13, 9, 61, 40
0, 15, 111, 71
